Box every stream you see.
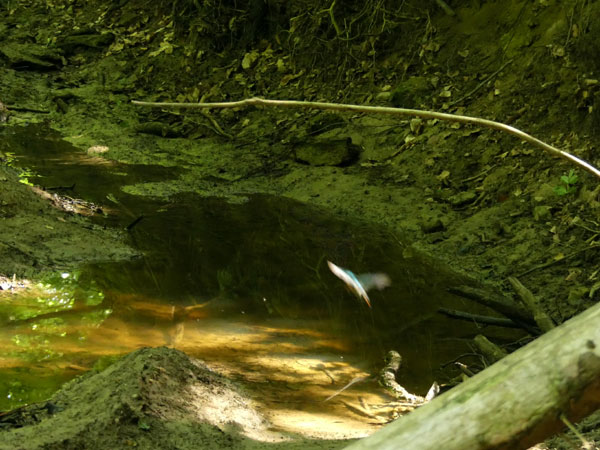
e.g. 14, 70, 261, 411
0, 124, 520, 435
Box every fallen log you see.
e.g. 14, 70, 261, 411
344, 301, 600, 450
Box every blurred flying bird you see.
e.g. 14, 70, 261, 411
327, 260, 391, 308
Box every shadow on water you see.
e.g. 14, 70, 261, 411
0, 125, 522, 435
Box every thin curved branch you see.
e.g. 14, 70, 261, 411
131, 97, 600, 179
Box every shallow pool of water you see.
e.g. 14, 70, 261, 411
0, 125, 519, 435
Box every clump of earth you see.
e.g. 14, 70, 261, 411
0, 347, 348, 450
1, 0, 600, 448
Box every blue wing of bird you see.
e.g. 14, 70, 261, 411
327, 261, 390, 308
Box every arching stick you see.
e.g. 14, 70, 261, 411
132, 97, 600, 179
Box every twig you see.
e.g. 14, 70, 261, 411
323, 0, 342, 36
341, 400, 381, 420
442, 352, 486, 368
450, 59, 513, 106
435, 0, 455, 16
455, 362, 476, 377
448, 285, 537, 330
200, 111, 233, 139
131, 97, 600, 179
508, 277, 555, 332
560, 413, 593, 449
473, 334, 508, 363
324, 376, 371, 402
126, 215, 145, 231
437, 307, 521, 328
516, 243, 600, 277
461, 164, 496, 183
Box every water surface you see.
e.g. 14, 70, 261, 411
0, 125, 518, 435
